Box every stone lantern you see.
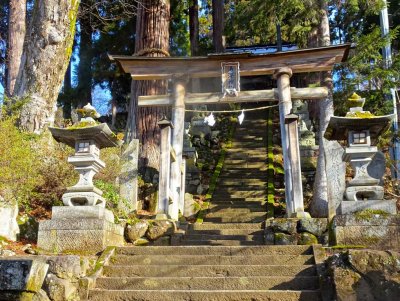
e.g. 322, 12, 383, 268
324, 93, 397, 215
37, 104, 124, 253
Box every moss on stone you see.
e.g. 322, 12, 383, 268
354, 209, 390, 221
66, 120, 99, 129
298, 232, 318, 245
345, 111, 375, 118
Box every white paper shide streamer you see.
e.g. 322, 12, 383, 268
238, 110, 245, 125
204, 112, 216, 127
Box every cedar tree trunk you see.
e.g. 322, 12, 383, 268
14, 0, 80, 134
189, 0, 199, 56
6, 0, 26, 96
126, 0, 170, 170
310, 0, 336, 217
212, 0, 224, 52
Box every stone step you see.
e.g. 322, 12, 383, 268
212, 191, 267, 198
232, 138, 267, 143
187, 229, 264, 236
183, 234, 264, 241
88, 289, 322, 301
204, 216, 267, 223
221, 168, 268, 174
208, 206, 266, 213
103, 264, 317, 277
217, 177, 268, 182
233, 133, 267, 138
111, 254, 315, 266
236, 127, 266, 132
95, 276, 319, 290
190, 223, 265, 231
224, 159, 267, 164
224, 163, 267, 169
208, 203, 265, 210
211, 195, 266, 204
230, 143, 267, 149
218, 170, 268, 176
214, 187, 267, 193
217, 178, 268, 186
116, 245, 313, 256
205, 210, 266, 217
177, 240, 265, 246
226, 154, 267, 160
227, 147, 267, 153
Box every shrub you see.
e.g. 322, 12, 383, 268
0, 117, 42, 209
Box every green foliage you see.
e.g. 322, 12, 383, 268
334, 26, 399, 116
94, 179, 122, 209
225, 0, 320, 47
0, 117, 41, 208
170, 0, 190, 56
96, 146, 122, 184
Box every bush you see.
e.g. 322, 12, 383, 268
0, 117, 42, 209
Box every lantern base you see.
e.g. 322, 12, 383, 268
37, 206, 124, 254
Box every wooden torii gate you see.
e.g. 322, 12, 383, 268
110, 44, 350, 220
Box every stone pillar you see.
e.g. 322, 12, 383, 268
169, 79, 186, 220
157, 118, 173, 219
119, 139, 139, 213
0, 197, 19, 241
285, 114, 310, 217
273, 68, 294, 216
180, 158, 187, 215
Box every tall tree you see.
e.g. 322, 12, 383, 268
14, 0, 80, 133
212, 0, 224, 52
6, 0, 26, 96
126, 0, 170, 170
310, 0, 332, 217
189, 0, 200, 56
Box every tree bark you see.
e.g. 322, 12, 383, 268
126, 0, 170, 170
189, 0, 199, 56
310, 0, 340, 217
212, 0, 224, 52
14, 0, 80, 134
6, 0, 26, 97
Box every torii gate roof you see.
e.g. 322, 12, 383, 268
109, 44, 351, 80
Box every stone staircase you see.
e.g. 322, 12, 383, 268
180, 118, 268, 246
88, 115, 322, 301
88, 245, 322, 301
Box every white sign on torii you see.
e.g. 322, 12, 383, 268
110, 44, 350, 220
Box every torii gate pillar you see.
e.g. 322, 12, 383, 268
274, 67, 310, 218
169, 79, 186, 220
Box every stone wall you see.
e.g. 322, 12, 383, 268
264, 218, 328, 246
326, 249, 400, 301
0, 255, 91, 301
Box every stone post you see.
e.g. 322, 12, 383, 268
119, 139, 139, 213
180, 158, 187, 214
157, 118, 173, 219
169, 79, 186, 220
273, 67, 294, 216
285, 114, 310, 217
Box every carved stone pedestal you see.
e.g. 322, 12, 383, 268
37, 207, 124, 254
334, 214, 400, 249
